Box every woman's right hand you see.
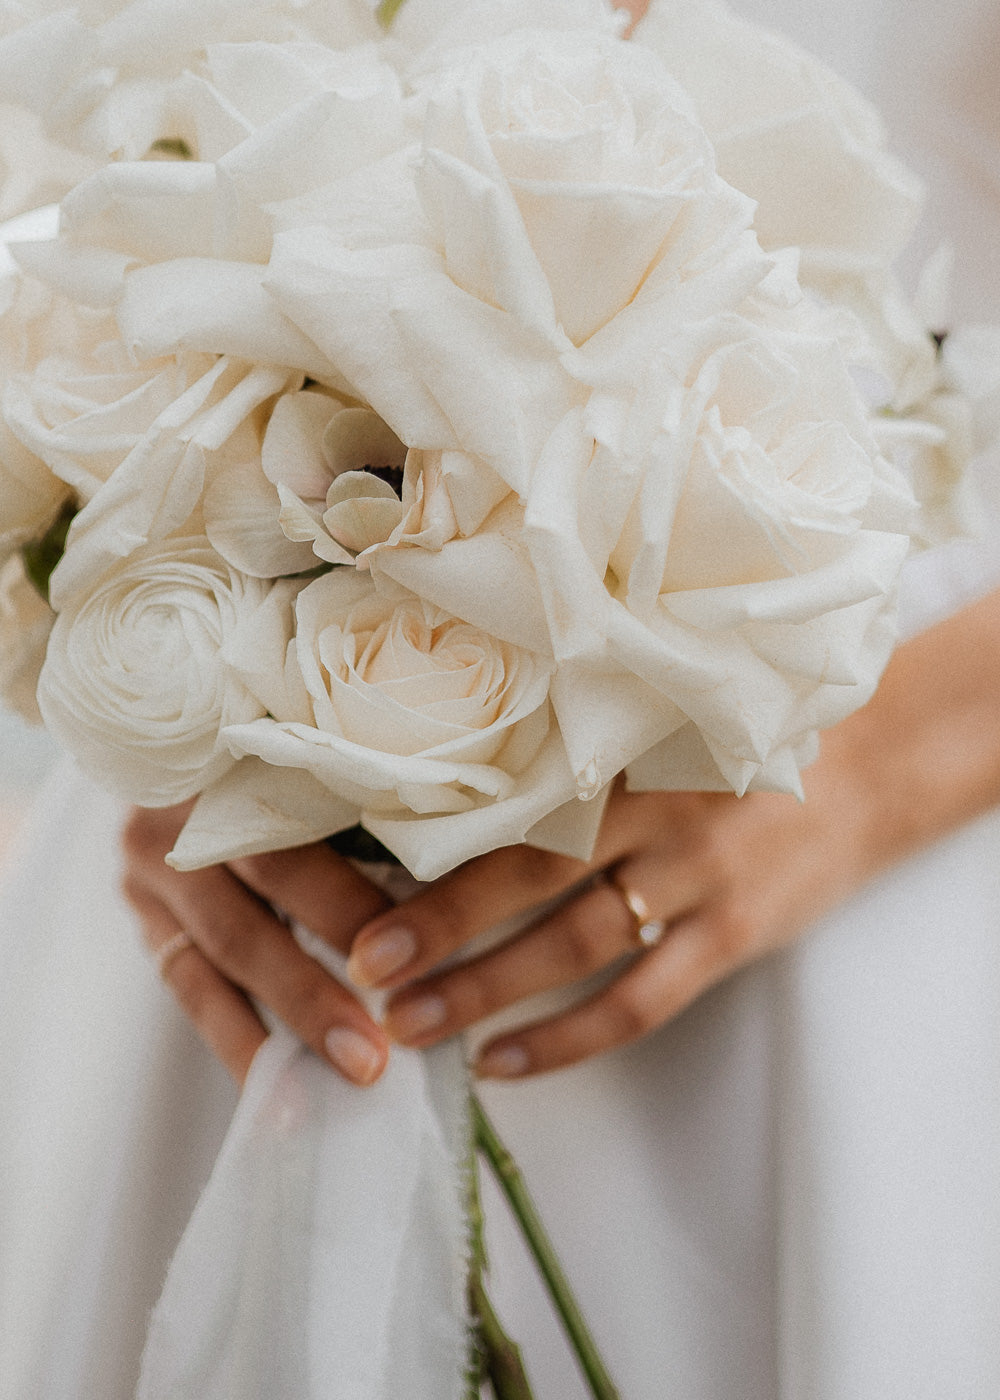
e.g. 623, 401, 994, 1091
120, 804, 392, 1087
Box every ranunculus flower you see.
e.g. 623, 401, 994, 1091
36, 536, 274, 805
216, 569, 584, 878
0, 552, 55, 724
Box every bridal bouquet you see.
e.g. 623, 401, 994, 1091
1, 0, 997, 1394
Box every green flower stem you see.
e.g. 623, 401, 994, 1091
472, 1096, 621, 1400
466, 1122, 535, 1399
375, 0, 408, 28
470, 1273, 535, 1400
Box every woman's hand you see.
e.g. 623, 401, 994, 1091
347, 587, 1000, 1079
121, 589, 1000, 1085
120, 804, 392, 1086
345, 774, 868, 1080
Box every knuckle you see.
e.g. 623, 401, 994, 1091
121, 802, 192, 864
164, 950, 208, 1012
198, 913, 248, 968
120, 807, 160, 862
495, 841, 577, 895
420, 883, 476, 953
711, 902, 755, 965
233, 849, 288, 893
286, 973, 333, 1038
447, 970, 490, 1028
119, 871, 146, 914
557, 898, 612, 976
606, 981, 658, 1043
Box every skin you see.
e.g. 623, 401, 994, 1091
123, 586, 1000, 1086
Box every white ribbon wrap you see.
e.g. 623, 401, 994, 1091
137, 989, 470, 1400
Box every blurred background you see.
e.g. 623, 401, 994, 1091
0, 712, 55, 869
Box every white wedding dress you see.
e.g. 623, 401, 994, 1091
3, 3, 1000, 1397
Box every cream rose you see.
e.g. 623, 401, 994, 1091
36, 537, 273, 805
220, 570, 580, 878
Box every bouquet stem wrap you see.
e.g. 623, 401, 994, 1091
139, 863, 471, 1400
138, 1018, 471, 1400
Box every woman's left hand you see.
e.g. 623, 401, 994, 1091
347, 767, 869, 1080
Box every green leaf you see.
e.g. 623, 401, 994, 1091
21, 500, 77, 605
325, 824, 401, 865
149, 137, 194, 160
375, 0, 409, 28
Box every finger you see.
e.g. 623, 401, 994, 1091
154, 864, 391, 1086
345, 830, 636, 992
347, 800, 710, 996
127, 879, 267, 1084
227, 843, 390, 953
124, 817, 390, 1086
383, 876, 644, 1047
473, 918, 717, 1078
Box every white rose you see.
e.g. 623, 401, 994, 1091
221, 570, 581, 878
633, 0, 926, 393
873, 325, 1000, 546
0, 1, 383, 162
416, 29, 751, 347
10, 353, 304, 606
37, 537, 273, 805
265, 26, 757, 477
53, 42, 407, 263
523, 313, 914, 798
0, 104, 94, 221
0, 413, 68, 566
0, 262, 100, 564
0, 552, 55, 724
633, 0, 921, 274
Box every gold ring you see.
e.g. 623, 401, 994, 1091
155, 930, 195, 978
608, 874, 666, 949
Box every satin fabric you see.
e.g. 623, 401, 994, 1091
2, 2, 1000, 1396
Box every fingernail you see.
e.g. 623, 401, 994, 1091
386, 994, 447, 1045
347, 926, 418, 988
325, 1027, 383, 1086
476, 1044, 530, 1079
